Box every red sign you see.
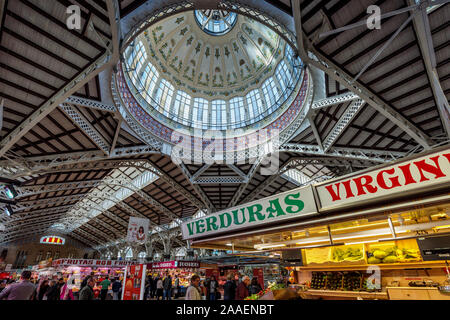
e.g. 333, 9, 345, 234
52, 259, 137, 268
149, 260, 200, 269
316, 149, 450, 211
253, 268, 265, 290
122, 264, 146, 300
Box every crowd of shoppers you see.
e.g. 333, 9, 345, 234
0, 270, 262, 301
185, 274, 259, 301
0, 270, 122, 301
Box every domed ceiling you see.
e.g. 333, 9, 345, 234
115, 8, 310, 160
140, 11, 282, 98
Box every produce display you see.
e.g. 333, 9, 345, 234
310, 272, 326, 289
325, 272, 343, 290
309, 271, 370, 292
342, 272, 362, 291
245, 282, 286, 300
331, 246, 364, 262
367, 244, 421, 264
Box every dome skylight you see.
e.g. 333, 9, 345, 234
194, 10, 238, 36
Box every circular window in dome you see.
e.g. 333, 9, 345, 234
194, 9, 237, 36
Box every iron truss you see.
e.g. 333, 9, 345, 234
65, 96, 116, 113
311, 92, 360, 110
279, 144, 407, 163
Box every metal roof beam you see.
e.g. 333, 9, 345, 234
280, 144, 407, 162
291, 2, 434, 149
311, 92, 360, 109
66, 96, 116, 113
322, 99, 364, 151
408, 0, 450, 138
60, 103, 111, 155
0, 51, 111, 157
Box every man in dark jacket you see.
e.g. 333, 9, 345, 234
80, 272, 95, 290
223, 274, 237, 300
45, 280, 60, 301
149, 276, 156, 299
112, 278, 122, 300
79, 278, 95, 300
163, 273, 172, 300
236, 276, 250, 300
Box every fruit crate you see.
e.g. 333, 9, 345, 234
328, 244, 366, 265
342, 271, 363, 292
366, 240, 422, 264
325, 272, 343, 291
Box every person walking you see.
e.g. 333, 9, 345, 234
149, 275, 156, 299
223, 274, 237, 301
45, 280, 60, 300
249, 278, 262, 295
100, 276, 111, 301
80, 272, 95, 290
79, 278, 95, 300
236, 276, 250, 300
112, 278, 122, 300
163, 273, 172, 300
185, 275, 202, 300
156, 277, 163, 300
60, 277, 74, 300
0, 271, 36, 300
173, 274, 180, 299
208, 275, 218, 301
0, 280, 7, 294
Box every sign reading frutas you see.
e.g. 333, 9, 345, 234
316, 149, 450, 211
181, 185, 317, 240
52, 259, 138, 268
127, 217, 149, 243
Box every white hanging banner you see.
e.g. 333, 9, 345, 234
127, 217, 149, 243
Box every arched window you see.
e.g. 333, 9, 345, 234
125, 247, 133, 261
141, 63, 159, 103
229, 97, 245, 127
246, 89, 262, 122
138, 252, 146, 262
262, 77, 280, 113
193, 98, 209, 129
276, 60, 291, 97
155, 79, 174, 116
211, 100, 227, 129
173, 91, 192, 123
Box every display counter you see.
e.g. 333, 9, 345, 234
387, 287, 450, 300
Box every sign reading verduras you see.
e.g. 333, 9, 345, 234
52, 259, 138, 268
127, 217, 149, 243
181, 185, 317, 240
316, 148, 450, 211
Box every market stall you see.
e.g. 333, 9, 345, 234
147, 260, 201, 297
52, 259, 137, 299
182, 146, 450, 300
